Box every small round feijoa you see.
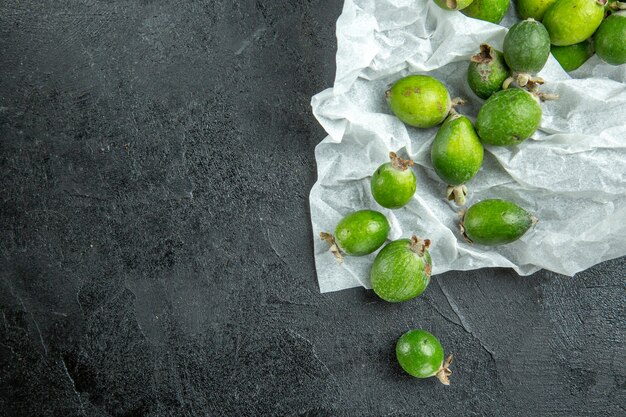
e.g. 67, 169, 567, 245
371, 236, 432, 303
461, 0, 510, 23
551, 41, 594, 71
333, 210, 390, 256
434, 0, 475, 10
371, 152, 417, 209
543, 0, 606, 46
396, 329, 453, 384
594, 11, 626, 65
461, 199, 536, 245
503, 18, 551, 74
386, 75, 451, 128
467, 44, 511, 100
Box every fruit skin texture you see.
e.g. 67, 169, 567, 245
476, 88, 542, 146
543, 0, 606, 46
551, 41, 594, 71
462, 199, 535, 245
503, 18, 551, 74
334, 210, 390, 256
396, 330, 444, 378
434, 0, 475, 11
371, 158, 417, 209
467, 44, 510, 99
431, 114, 483, 186
515, 0, 558, 20
594, 12, 626, 65
461, 0, 510, 23
386, 75, 451, 128
371, 237, 432, 303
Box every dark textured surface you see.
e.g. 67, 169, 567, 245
1, 1, 624, 416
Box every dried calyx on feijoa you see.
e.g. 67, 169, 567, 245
460, 199, 537, 245
396, 329, 453, 385
467, 44, 511, 100
371, 152, 416, 209
320, 210, 390, 262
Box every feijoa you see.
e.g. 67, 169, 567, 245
320, 210, 389, 261
503, 18, 551, 75
515, 0, 558, 20
371, 236, 432, 303
461, 0, 510, 23
594, 11, 626, 65
396, 329, 453, 385
476, 88, 542, 146
431, 113, 484, 205
371, 152, 417, 209
551, 41, 594, 71
543, 0, 606, 46
386, 75, 452, 128
467, 44, 510, 100
434, 0, 475, 10
461, 199, 536, 245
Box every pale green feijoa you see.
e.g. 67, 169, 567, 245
461, 0, 510, 23
515, 0, 558, 20
396, 329, 453, 385
371, 152, 417, 209
371, 236, 432, 303
320, 210, 389, 261
503, 18, 551, 74
594, 11, 626, 65
551, 41, 594, 71
386, 75, 451, 128
543, 0, 607, 46
467, 44, 511, 100
461, 199, 536, 245
476, 88, 542, 146
431, 113, 484, 205
434, 0, 475, 10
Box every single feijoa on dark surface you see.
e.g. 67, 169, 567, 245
503, 18, 551, 75
543, 0, 607, 46
434, 0, 474, 11
551, 41, 594, 71
371, 236, 432, 303
371, 152, 416, 209
515, 0, 558, 20
467, 44, 511, 100
460, 199, 537, 245
594, 11, 626, 65
431, 113, 483, 205
386, 75, 451, 128
476, 88, 542, 146
320, 210, 389, 261
396, 329, 453, 385
461, 0, 510, 23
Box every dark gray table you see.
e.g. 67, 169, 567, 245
1, 1, 624, 416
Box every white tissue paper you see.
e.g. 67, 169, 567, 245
310, 0, 626, 293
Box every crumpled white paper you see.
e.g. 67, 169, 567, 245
310, 0, 626, 293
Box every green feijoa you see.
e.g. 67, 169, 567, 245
320, 210, 389, 259
434, 0, 475, 10
461, 0, 510, 23
431, 114, 483, 205
371, 152, 417, 209
594, 12, 626, 65
467, 44, 511, 100
386, 75, 451, 128
476, 88, 542, 146
515, 0, 558, 20
396, 329, 453, 385
543, 0, 606, 46
461, 199, 536, 245
503, 18, 551, 74
551, 41, 594, 71
371, 236, 432, 303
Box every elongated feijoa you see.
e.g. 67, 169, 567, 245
515, 0, 558, 20
371, 152, 416, 209
396, 329, 453, 385
467, 44, 510, 100
386, 75, 451, 128
431, 113, 483, 205
476, 88, 542, 146
461, 199, 536, 245
320, 210, 389, 261
371, 236, 432, 303
434, 0, 475, 10
551, 41, 594, 71
543, 0, 607, 46
461, 0, 510, 23
503, 18, 551, 75
594, 11, 626, 65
